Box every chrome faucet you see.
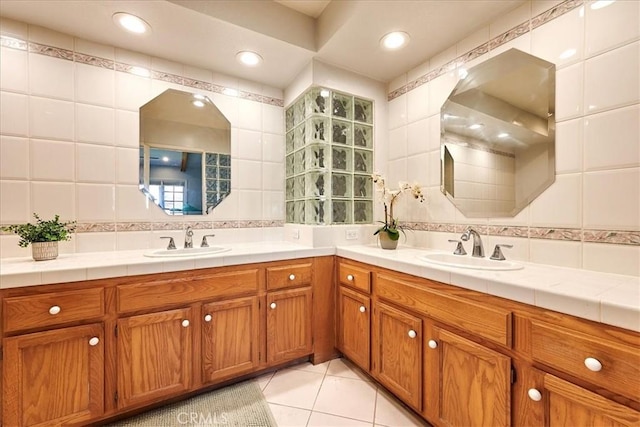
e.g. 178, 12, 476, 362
461, 227, 484, 258
184, 226, 194, 248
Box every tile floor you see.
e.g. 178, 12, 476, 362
255, 357, 429, 427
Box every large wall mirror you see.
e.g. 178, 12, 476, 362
441, 48, 555, 217
139, 89, 231, 215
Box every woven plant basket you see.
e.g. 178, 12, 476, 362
31, 241, 59, 261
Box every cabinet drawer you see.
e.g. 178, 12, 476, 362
376, 274, 512, 347
531, 320, 640, 402
266, 263, 312, 291
3, 288, 104, 333
338, 262, 371, 294
117, 269, 259, 313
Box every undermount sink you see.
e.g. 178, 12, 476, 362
144, 246, 231, 258
417, 252, 523, 271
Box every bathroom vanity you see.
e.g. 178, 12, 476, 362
0, 243, 638, 426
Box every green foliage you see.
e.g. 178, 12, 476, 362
1, 214, 76, 248
373, 222, 402, 241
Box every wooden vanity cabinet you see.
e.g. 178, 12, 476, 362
265, 263, 314, 365
372, 300, 423, 411
424, 325, 510, 427
336, 261, 371, 371
116, 307, 193, 409
3, 323, 104, 427
201, 296, 260, 384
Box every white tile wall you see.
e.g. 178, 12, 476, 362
0, 19, 285, 255
387, 0, 640, 276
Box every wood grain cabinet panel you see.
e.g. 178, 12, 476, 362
266, 287, 313, 364
3, 288, 104, 333
424, 326, 511, 427
337, 286, 370, 371
202, 296, 260, 383
116, 308, 192, 409
3, 323, 104, 427
544, 373, 640, 426
372, 301, 422, 411
531, 320, 640, 402
117, 269, 259, 313
338, 262, 371, 294
266, 263, 312, 291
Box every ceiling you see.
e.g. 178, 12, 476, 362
0, 0, 525, 89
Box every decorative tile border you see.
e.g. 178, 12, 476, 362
0, 220, 635, 245
387, 0, 583, 101
0, 35, 284, 107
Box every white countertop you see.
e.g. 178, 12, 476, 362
1, 242, 638, 333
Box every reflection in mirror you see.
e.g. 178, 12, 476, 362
139, 89, 231, 215
441, 49, 555, 217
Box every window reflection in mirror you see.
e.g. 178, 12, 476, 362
440, 49, 555, 217
139, 89, 231, 215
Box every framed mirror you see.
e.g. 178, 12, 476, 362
139, 89, 231, 215
440, 49, 555, 217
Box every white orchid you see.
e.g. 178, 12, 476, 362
371, 173, 425, 241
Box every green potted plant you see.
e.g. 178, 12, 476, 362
371, 173, 425, 250
1, 214, 76, 261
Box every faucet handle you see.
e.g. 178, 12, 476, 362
160, 237, 176, 250
490, 244, 513, 261
201, 234, 216, 247
448, 239, 467, 256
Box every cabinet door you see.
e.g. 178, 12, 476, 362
372, 301, 422, 410
337, 286, 370, 370
266, 287, 312, 364
3, 324, 104, 427
202, 296, 260, 383
117, 308, 192, 409
424, 326, 510, 427
544, 373, 640, 426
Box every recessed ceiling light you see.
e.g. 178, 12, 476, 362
380, 31, 410, 50
113, 12, 151, 35
236, 51, 263, 67
192, 100, 205, 108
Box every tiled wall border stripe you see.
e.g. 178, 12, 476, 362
418, 223, 638, 246
0, 36, 284, 107
387, 0, 584, 101
1, 221, 637, 245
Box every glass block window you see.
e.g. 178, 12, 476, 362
285, 87, 374, 225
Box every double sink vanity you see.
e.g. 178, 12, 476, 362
0, 240, 638, 426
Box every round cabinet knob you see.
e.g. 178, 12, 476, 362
428, 339, 438, 349
270, 302, 277, 309
204, 314, 212, 322
347, 274, 354, 281
181, 319, 190, 328
359, 306, 366, 313
49, 305, 61, 315
408, 330, 417, 339
528, 388, 542, 402
584, 357, 602, 372
89, 337, 100, 346
289, 274, 295, 280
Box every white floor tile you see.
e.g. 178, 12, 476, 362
288, 360, 331, 375
263, 368, 325, 410
313, 375, 377, 423
326, 358, 372, 382
254, 371, 275, 391
307, 411, 373, 427
374, 388, 429, 427
268, 403, 311, 427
